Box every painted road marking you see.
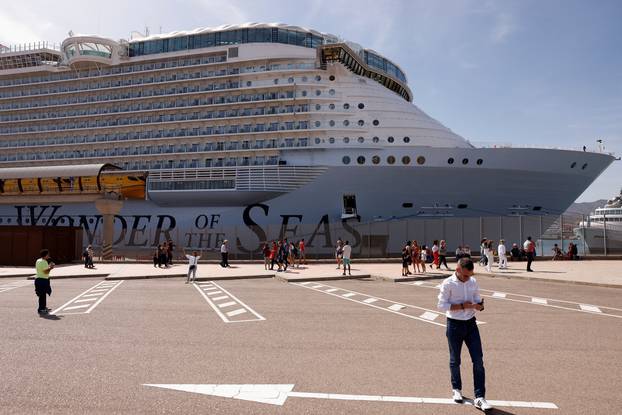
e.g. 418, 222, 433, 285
580, 304, 602, 313
325, 288, 339, 293
193, 281, 265, 323
342, 292, 356, 298
143, 383, 558, 409
401, 280, 622, 319
420, 311, 439, 321
292, 283, 483, 327
51, 281, 123, 315
0, 280, 31, 293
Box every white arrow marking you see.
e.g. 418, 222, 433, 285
143, 384, 558, 409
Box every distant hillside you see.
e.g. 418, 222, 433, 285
566, 200, 607, 215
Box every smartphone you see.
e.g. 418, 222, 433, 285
479, 298, 485, 311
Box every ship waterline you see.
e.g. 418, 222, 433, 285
0, 23, 614, 257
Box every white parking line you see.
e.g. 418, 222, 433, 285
212, 295, 229, 301
531, 297, 548, 305
363, 298, 378, 304
342, 293, 356, 298
51, 281, 123, 315
420, 311, 440, 321
192, 281, 265, 323
388, 304, 405, 311
580, 304, 602, 313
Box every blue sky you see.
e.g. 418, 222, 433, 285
1, 0, 620, 202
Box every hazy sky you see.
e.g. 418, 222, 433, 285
1, 0, 621, 202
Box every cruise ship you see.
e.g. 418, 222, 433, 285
574, 190, 622, 254
0, 23, 615, 258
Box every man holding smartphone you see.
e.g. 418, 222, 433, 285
35, 249, 54, 315
437, 257, 491, 411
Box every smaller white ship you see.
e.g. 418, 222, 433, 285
574, 190, 622, 254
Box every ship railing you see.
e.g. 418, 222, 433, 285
471, 141, 614, 155
0, 42, 62, 54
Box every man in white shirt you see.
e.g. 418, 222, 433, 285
220, 240, 230, 268
185, 250, 201, 283
437, 258, 492, 411
523, 236, 535, 272
341, 240, 352, 276
497, 239, 507, 269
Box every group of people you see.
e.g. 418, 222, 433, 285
81, 245, 95, 268
153, 240, 175, 268
552, 242, 579, 260
262, 238, 307, 272
400, 240, 451, 276
334, 238, 352, 276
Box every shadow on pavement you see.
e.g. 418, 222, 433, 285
39, 314, 63, 321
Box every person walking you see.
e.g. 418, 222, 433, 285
270, 241, 278, 270
411, 241, 422, 274
35, 249, 55, 315
479, 238, 488, 267
220, 240, 230, 268
341, 240, 352, 276
335, 239, 343, 269
299, 239, 306, 265
262, 243, 271, 270
184, 250, 201, 283
437, 258, 492, 412
86, 245, 95, 268
438, 240, 450, 270
524, 236, 535, 272
401, 246, 410, 276
484, 240, 494, 273
432, 240, 440, 268
497, 239, 508, 269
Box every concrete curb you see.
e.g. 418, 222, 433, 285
27, 273, 110, 280
485, 273, 622, 289
1, 274, 35, 279
275, 274, 371, 283
372, 274, 449, 283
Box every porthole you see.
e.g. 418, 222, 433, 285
343, 120, 350, 126
315, 90, 321, 96
329, 89, 336, 95
402, 156, 411, 165
329, 103, 335, 110
343, 137, 350, 143
476, 158, 483, 165
403, 136, 410, 143
329, 137, 335, 144
315, 104, 321, 110
302, 76, 308, 82
273, 79, 279, 84
301, 90, 307, 97
448, 157, 454, 164
246, 81, 252, 87
388, 136, 394, 143
342, 156, 351, 165
358, 119, 364, 126
314, 138, 321, 144
358, 103, 365, 109
329, 75, 335, 81
372, 136, 379, 143
315, 75, 322, 81
462, 158, 469, 165
329, 120, 335, 127
373, 119, 379, 126
372, 155, 380, 164
343, 103, 350, 110
571, 162, 577, 168
357, 156, 365, 165
417, 156, 426, 165
582, 163, 588, 170
288, 77, 294, 83
357, 136, 364, 143
387, 155, 396, 164
315, 121, 321, 127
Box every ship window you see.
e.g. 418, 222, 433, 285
315, 75, 321, 81
327, 120, 334, 127
357, 156, 365, 165
329, 89, 335, 95
342, 156, 351, 165
288, 77, 294, 83
274, 79, 279, 84
448, 157, 454, 164
315, 121, 321, 127
358, 103, 365, 109
387, 155, 396, 164
402, 203, 413, 208
372, 136, 379, 143
343, 120, 350, 126
417, 156, 426, 165
301, 90, 307, 97
316, 90, 321, 96
372, 155, 380, 164
357, 137, 364, 143
403, 136, 410, 143
476, 158, 483, 165
246, 81, 252, 87
343, 137, 350, 143
315, 138, 321, 144
316, 104, 321, 110
571, 162, 576, 168
329, 137, 335, 144
373, 119, 379, 126
462, 158, 469, 165
329, 75, 335, 81
582, 163, 588, 169
388, 136, 394, 143
402, 156, 411, 165
329, 103, 335, 110
358, 119, 364, 126
343, 103, 350, 110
